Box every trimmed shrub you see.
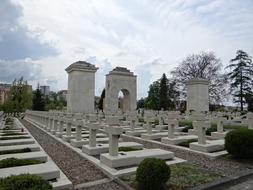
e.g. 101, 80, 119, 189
118, 147, 143, 152
0, 158, 43, 168
136, 158, 170, 190
182, 125, 193, 133
0, 148, 31, 155
0, 174, 52, 190
225, 129, 253, 159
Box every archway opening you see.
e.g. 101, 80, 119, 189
118, 89, 130, 113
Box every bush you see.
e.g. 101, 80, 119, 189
118, 147, 143, 152
136, 158, 170, 190
225, 129, 253, 159
182, 125, 193, 133
0, 148, 31, 155
0, 158, 43, 168
0, 174, 52, 190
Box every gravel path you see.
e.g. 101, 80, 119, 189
20, 119, 126, 190
122, 135, 253, 177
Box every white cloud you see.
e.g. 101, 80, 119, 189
3, 0, 253, 98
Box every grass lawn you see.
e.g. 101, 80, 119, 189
0, 158, 43, 169
120, 163, 221, 190
0, 136, 31, 140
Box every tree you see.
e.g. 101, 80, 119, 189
137, 98, 145, 109
98, 89, 105, 111
145, 81, 160, 110
32, 84, 45, 111
226, 50, 253, 111
171, 51, 227, 104
3, 77, 33, 114
160, 73, 168, 110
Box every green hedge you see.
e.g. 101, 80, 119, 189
136, 158, 170, 190
0, 136, 30, 140
0, 158, 43, 169
118, 147, 143, 152
0, 174, 52, 190
0, 148, 31, 155
178, 139, 197, 147
225, 129, 253, 159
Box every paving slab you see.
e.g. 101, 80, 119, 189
0, 151, 48, 162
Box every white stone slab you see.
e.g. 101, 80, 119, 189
189, 140, 224, 153
161, 135, 198, 145
82, 142, 143, 155
0, 139, 35, 146
211, 131, 227, 139
141, 132, 168, 140
0, 162, 60, 180
100, 149, 174, 168
0, 151, 48, 162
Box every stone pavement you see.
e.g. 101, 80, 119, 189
226, 176, 253, 190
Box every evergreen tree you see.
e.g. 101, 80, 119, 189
98, 89, 105, 111
32, 84, 45, 111
137, 98, 145, 109
145, 81, 160, 110
226, 50, 253, 111
160, 73, 168, 110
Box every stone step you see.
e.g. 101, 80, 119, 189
0, 151, 48, 162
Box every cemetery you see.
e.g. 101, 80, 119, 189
0, 60, 253, 190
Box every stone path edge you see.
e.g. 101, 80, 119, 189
187, 168, 253, 190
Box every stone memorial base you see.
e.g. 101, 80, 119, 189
189, 140, 224, 153
82, 142, 143, 155
100, 149, 174, 168
161, 135, 198, 145
211, 132, 227, 139
188, 129, 198, 135
141, 132, 168, 140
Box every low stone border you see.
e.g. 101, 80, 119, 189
187, 168, 253, 190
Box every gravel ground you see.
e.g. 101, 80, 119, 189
81, 181, 127, 190
122, 135, 253, 177
20, 119, 119, 188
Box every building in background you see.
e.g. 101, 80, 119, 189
0, 83, 11, 104
40, 85, 50, 96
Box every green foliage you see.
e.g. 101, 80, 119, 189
1, 132, 26, 136
226, 50, 253, 111
121, 163, 220, 189
206, 125, 217, 136
98, 89, 105, 111
2, 78, 32, 113
145, 80, 160, 110
137, 98, 145, 109
118, 147, 143, 152
0, 174, 52, 190
178, 139, 197, 147
0, 158, 43, 169
0, 148, 31, 155
179, 120, 193, 132
32, 84, 45, 111
136, 158, 170, 190
225, 129, 253, 159
160, 73, 169, 110
0, 136, 30, 140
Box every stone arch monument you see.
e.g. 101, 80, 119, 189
104, 67, 137, 114
65, 61, 98, 113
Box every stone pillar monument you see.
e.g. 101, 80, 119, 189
65, 61, 98, 113
186, 78, 209, 112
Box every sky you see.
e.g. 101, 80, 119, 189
0, 0, 253, 98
